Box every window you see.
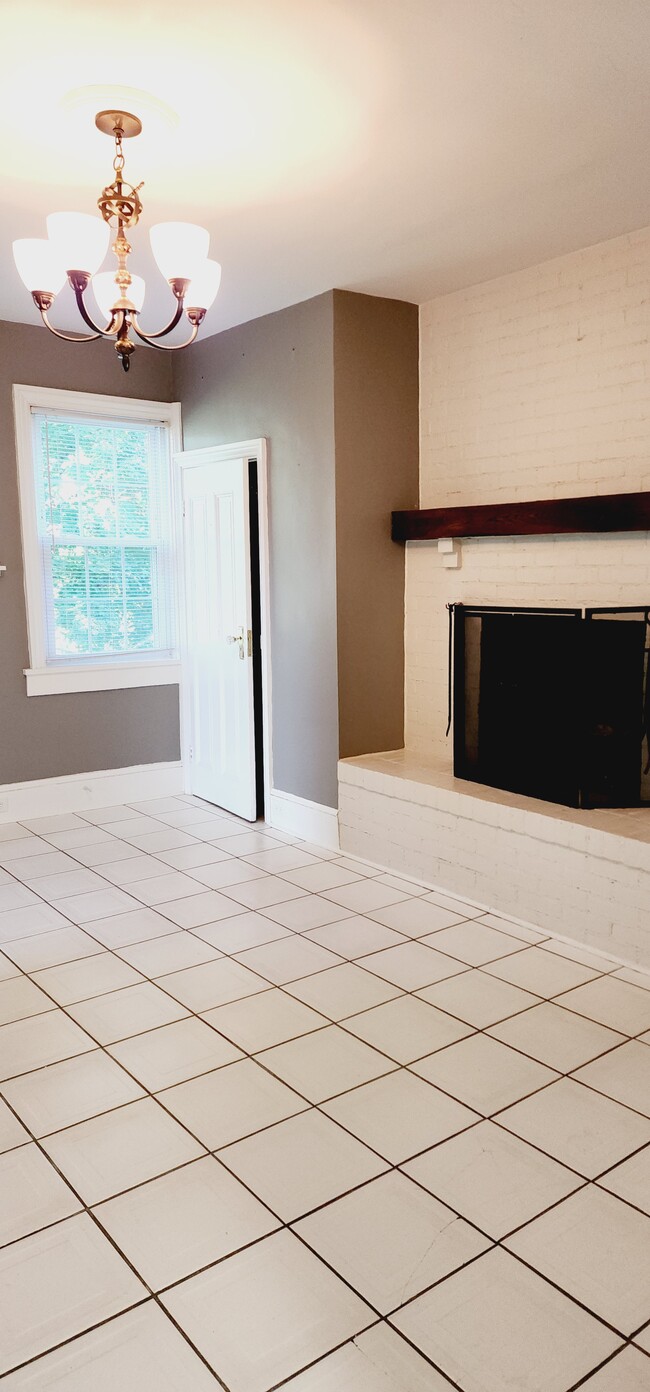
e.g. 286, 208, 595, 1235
13, 386, 182, 695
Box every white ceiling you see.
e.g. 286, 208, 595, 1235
3, 0, 650, 338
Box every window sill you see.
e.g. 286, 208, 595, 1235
24, 660, 181, 697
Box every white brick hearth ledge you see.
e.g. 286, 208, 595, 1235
338, 750, 650, 969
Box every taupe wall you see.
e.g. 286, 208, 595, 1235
333, 291, 419, 758
172, 293, 340, 808
0, 321, 180, 784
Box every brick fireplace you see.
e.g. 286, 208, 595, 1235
339, 225, 650, 967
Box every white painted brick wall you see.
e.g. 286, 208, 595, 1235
407, 225, 650, 759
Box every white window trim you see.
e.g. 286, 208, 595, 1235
13, 384, 183, 697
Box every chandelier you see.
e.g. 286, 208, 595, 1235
12, 110, 221, 371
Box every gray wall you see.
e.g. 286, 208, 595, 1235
0, 321, 180, 783
172, 293, 340, 808
333, 291, 419, 758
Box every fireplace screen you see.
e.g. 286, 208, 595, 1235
452, 605, 650, 809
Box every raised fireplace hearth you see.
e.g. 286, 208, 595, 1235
451, 604, 650, 809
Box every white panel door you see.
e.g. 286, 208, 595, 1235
179, 451, 256, 820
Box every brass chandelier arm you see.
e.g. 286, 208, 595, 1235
69, 279, 120, 338
37, 306, 102, 344
130, 317, 200, 351
129, 298, 186, 341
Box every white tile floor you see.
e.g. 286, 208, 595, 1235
0, 796, 648, 1391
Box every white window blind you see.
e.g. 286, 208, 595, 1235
32, 408, 176, 664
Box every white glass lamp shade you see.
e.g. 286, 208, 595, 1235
186, 259, 222, 310
13, 239, 66, 295
150, 222, 210, 282
46, 212, 110, 275
92, 271, 145, 319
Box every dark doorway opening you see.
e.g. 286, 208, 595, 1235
452, 605, 650, 809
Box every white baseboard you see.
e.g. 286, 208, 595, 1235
0, 761, 183, 823
267, 788, 339, 851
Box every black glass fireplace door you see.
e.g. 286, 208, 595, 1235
452, 605, 649, 809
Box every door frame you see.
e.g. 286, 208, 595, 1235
174, 438, 272, 817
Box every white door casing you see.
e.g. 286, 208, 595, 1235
176, 442, 270, 821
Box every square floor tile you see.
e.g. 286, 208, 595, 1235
221, 1108, 388, 1220
55, 888, 139, 923
213, 832, 287, 855
44, 827, 117, 849
0, 903, 70, 943
244, 847, 322, 873
125, 872, 205, 906
191, 910, 291, 953
0, 951, 20, 980
421, 920, 527, 966
474, 912, 547, 943
498, 1077, 650, 1177
109, 1016, 242, 1090
96, 1155, 278, 1289
184, 860, 268, 890
287, 963, 401, 1021
361, 942, 467, 992
295, 1170, 490, 1314
281, 1323, 451, 1391
152, 843, 232, 870
161, 957, 269, 1012
68, 981, 189, 1045
86, 908, 180, 949
539, 938, 619, 971
577, 1347, 650, 1391
161, 1229, 374, 1392
557, 976, 650, 1036
305, 916, 407, 959
0, 1213, 145, 1375
412, 1033, 558, 1115
0, 1303, 223, 1390
0, 1011, 94, 1081
222, 875, 310, 910
31, 868, 112, 902
155, 890, 246, 928
260, 1025, 396, 1102
126, 829, 200, 854
12, 851, 81, 882
573, 1041, 650, 1115
418, 969, 539, 1028
488, 1001, 626, 1071
373, 873, 429, 897
0, 883, 41, 912
391, 1246, 618, 1392
423, 890, 485, 918
323, 1069, 479, 1163
486, 945, 602, 997
2, 1051, 144, 1136
0, 976, 54, 1026
0, 1099, 30, 1154
1, 927, 102, 973
329, 857, 380, 877
404, 1120, 582, 1239
367, 899, 470, 938
159, 1057, 309, 1149
204, 988, 328, 1053
321, 881, 412, 914
234, 936, 344, 985
343, 994, 472, 1063
116, 932, 221, 978
0, 1143, 80, 1245
279, 863, 364, 893
599, 1145, 650, 1214
69, 840, 142, 867
506, 1185, 650, 1334
256, 896, 354, 932
100, 854, 182, 885
42, 1097, 205, 1204
0, 837, 51, 864
32, 953, 144, 1006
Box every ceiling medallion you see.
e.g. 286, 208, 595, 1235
13, 111, 221, 371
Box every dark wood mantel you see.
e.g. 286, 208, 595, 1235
392, 490, 650, 542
